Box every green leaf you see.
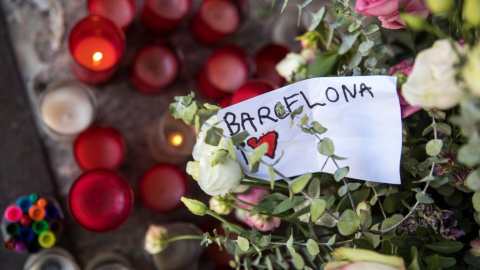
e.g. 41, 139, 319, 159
467, 170, 480, 191
348, 183, 361, 191
306, 239, 320, 256
334, 166, 349, 182
259, 235, 271, 248
364, 24, 380, 34
275, 102, 287, 119
381, 214, 403, 239
307, 53, 338, 77
338, 32, 361, 55
415, 192, 434, 204
237, 236, 250, 252
327, 235, 336, 246
473, 192, 480, 212
423, 255, 456, 269
225, 138, 237, 160
311, 121, 328, 134
426, 139, 443, 156
286, 233, 295, 255
299, 115, 309, 126
358, 209, 372, 228
409, 246, 421, 270
352, 239, 374, 250
248, 143, 269, 170
337, 209, 360, 236
383, 191, 411, 213
210, 149, 228, 166
338, 185, 348, 197
348, 21, 361, 33
273, 196, 304, 214
307, 178, 320, 198
308, 6, 326, 31
425, 242, 463, 254
291, 173, 313, 194
310, 198, 327, 222
317, 138, 335, 156
292, 106, 304, 117
359, 40, 375, 56
232, 131, 249, 145
205, 127, 223, 146
292, 253, 305, 269
434, 123, 452, 136
390, 236, 423, 248
183, 102, 200, 125
458, 144, 480, 166
268, 166, 275, 190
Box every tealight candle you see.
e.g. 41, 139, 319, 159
198, 46, 250, 99
230, 80, 277, 105
73, 126, 126, 171
129, 43, 181, 95
38, 81, 96, 141
141, 0, 192, 34
147, 112, 195, 164
69, 169, 133, 232
191, 0, 244, 44
139, 164, 188, 212
69, 15, 126, 84
87, 0, 136, 30
255, 43, 289, 87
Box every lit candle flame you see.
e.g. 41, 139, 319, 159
169, 132, 184, 147
92, 52, 103, 65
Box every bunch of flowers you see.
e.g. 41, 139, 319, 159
146, 0, 480, 269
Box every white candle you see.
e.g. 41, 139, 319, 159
39, 82, 95, 136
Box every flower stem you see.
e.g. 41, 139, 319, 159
207, 210, 244, 234
163, 235, 204, 245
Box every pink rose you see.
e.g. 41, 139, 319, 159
388, 60, 421, 118
379, 0, 429, 29
355, 0, 400, 17
235, 188, 281, 232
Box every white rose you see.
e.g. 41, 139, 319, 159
198, 155, 243, 196
144, 225, 168, 254
402, 39, 463, 110
192, 116, 226, 160
275, 53, 306, 82
462, 43, 480, 96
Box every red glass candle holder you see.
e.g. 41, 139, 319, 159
69, 169, 133, 232
129, 42, 182, 95
197, 46, 250, 99
69, 15, 126, 85
191, 0, 246, 45
230, 79, 277, 105
87, 0, 136, 30
73, 126, 126, 171
255, 43, 290, 87
141, 0, 192, 35
139, 164, 188, 212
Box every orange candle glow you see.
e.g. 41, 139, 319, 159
168, 132, 184, 147
69, 15, 125, 84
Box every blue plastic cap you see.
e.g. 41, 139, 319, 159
17, 196, 32, 214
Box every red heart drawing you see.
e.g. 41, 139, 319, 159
246, 131, 279, 159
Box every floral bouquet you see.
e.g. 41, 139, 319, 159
147, 0, 480, 269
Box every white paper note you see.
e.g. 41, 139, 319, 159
217, 76, 402, 185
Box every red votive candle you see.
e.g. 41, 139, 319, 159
69, 169, 133, 232
191, 0, 243, 44
69, 15, 126, 84
139, 164, 188, 212
87, 0, 136, 30
230, 80, 277, 105
198, 46, 250, 99
255, 43, 289, 87
74, 126, 126, 171
130, 43, 181, 95
141, 0, 192, 34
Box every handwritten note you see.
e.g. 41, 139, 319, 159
217, 76, 402, 184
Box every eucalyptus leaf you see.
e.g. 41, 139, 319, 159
308, 178, 321, 198
423, 255, 455, 269
359, 40, 374, 56
310, 198, 327, 222
348, 21, 361, 33
364, 24, 380, 34
248, 143, 269, 170
426, 139, 443, 156
337, 209, 360, 236
338, 185, 348, 197
232, 131, 249, 145
205, 127, 223, 146
327, 234, 336, 245
415, 192, 434, 204
306, 239, 320, 255
318, 138, 335, 156
292, 253, 305, 269
308, 6, 326, 31
338, 32, 361, 55
467, 170, 480, 191
311, 121, 328, 134
291, 173, 313, 194
259, 235, 271, 247
307, 53, 338, 78
334, 166, 349, 182
237, 236, 250, 252
425, 242, 463, 253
